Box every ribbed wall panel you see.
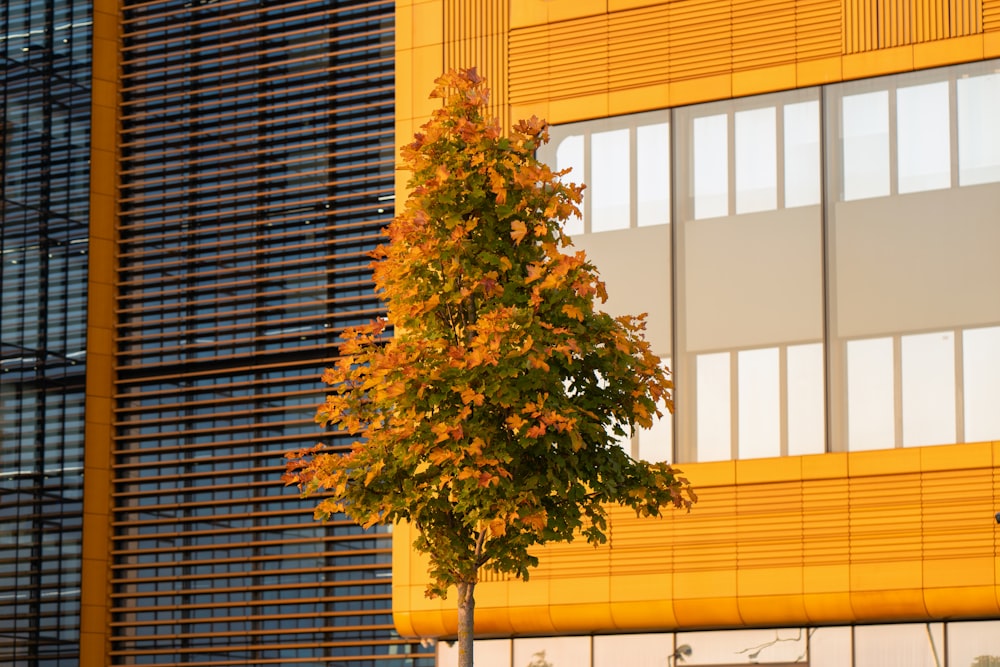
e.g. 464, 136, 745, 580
732, 0, 798, 71
667, 0, 733, 81
444, 0, 510, 125
845, 0, 983, 53
509, 17, 610, 104
796, 0, 843, 61
509, 0, 845, 105
984, 0, 1000, 30
111, 1, 433, 665
608, 6, 671, 90
462, 460, 997, 581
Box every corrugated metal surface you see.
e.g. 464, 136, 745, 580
796, 0, 844, 61
395, 443, 1000, 636
732, 0, 798, 72
668, 0, 733, 81
509, 15, 610, 105
445, 0, 510, 125
984, 0, 1000, 30
608, 5, 671, 91
530, 459, 997, 580
509, 0, 845, 105
844, 0, 983, 53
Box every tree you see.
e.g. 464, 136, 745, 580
284, 68, 695, 667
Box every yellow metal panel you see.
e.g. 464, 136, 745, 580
851, 586, 929, 620
608, 5, 670, 90
924, 585, 1000, 618
609, 573, 677, 629
608, 82, 671, 116
849, 445, 922, 476
738, 592, 809, 626
668, 0, 733, 80
796, 55, 845, 86
987, 0, 1000, 30
392, 443, 1000, 638
913, 32, 986, 67
795, 0, 842, 60
549, 92, 610, 125
732, 0, 797, 71
509, 0, 549, 29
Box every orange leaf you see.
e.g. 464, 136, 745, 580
562, 303, 584, 321
510, 220, 528, 245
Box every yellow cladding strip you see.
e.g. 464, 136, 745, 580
504, 0, 991, 124
80, 0, 120, 664
392, 442, 1000, 637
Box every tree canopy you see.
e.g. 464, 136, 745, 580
284, 67, 694, 663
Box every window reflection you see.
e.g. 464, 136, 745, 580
963, 326, 1000, 442
555, 134, 585, 236
855, 623, 944, 667
957, 73, 1000, 186
842, 90, 890, 200
637, 123, 670, 226
637, 358, 673, 463
901, 331, 956, 447
897, 81, 951, 193
677, 628, 806, 664
593, 634, 672, 667
514, 636, 591, 667
737, 347, 780, 459
847, 337, 895, 450
787, 343, 825, 455
591, 128, 631, 232
735, 107, 777, 214
948, 620, 1000, 667
693, 113, 729, 219
696, 352, 731, 461
784, 100, 821, 207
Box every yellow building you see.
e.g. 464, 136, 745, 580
393, 1, 1000, 664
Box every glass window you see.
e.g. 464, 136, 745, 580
963, 326, 1000, 442
897, 81, 951, 193
438, 639, 511, 667
784, 100, 821, 207
735, 106, 777, 214
637, 358, 673, 463
787, 343, 825, 456
808, 626, 853, 667
693, 114, 728, 219
957, 72, 1000, 186
847, 337, 895, 450
636, 123, 670, 227
591, 128, 630, 232
696, 352, 731, 461
947, 620, 1000, 667
594, 634, 672, 667
854, 623, 944, 667
901, 331, 956, 447
677, 628, 806, 664
514, 636, 590, 667
842, 90, 890, 200
738, 347, 780, 459
555, 135, 585, 236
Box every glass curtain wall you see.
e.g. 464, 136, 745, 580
441, 620, 1000, 667
112, 1, 431, 665
0, 1, 93, 665
541, 59, 1000, 463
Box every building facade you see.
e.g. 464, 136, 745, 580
3, 0, 433, 665
392, 1, 1000, 666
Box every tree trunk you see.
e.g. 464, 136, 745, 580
456, 580, 476, 667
